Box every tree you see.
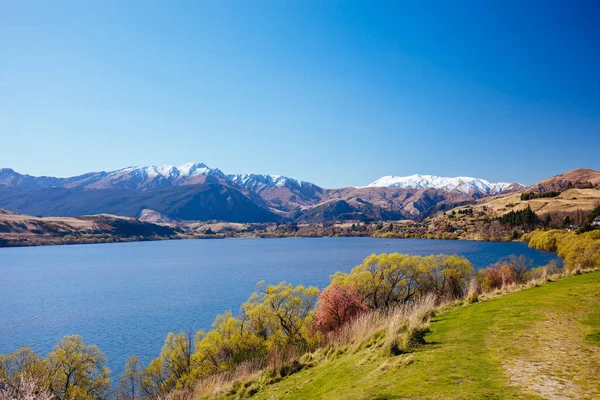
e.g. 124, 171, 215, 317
332, 253, 421, 309
45, 335, 111, 400
0, 347, 48, 394
499, 206, 539, 227
115, 355, 143, 400
418, 255, 474, 299
502, 255, 532, 283
141, 332, 193, 397
191, 312, 265, 379
242, 281, 319, 348
314, 284, 368, 333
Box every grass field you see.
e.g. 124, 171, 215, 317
230, 271, 600, 399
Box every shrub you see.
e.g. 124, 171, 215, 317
477, 265, 503, 292
529, 261, 561, 282
314, 285, 368, 333
477, 255, 533, 292
418, 255, 473, 300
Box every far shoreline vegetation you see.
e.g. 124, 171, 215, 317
0, 201, 598, 248
1, 225, 599, 399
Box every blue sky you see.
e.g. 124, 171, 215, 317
1, 1, 599, 187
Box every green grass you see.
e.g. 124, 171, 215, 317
584, 306, 600, 346
228, 272, 600, 399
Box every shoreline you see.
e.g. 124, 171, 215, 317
0, 231, 516, 249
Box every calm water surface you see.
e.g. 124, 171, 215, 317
0, 237, 558, 377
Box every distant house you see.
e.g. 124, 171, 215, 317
593, 217, 600, 227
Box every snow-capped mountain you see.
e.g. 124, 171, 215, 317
0, 162, 227, 191
366, 174, 523, 196
1, 163, 523, 197
89, 162, 226, 190
226, 173, 324, 211
0, 162, 536, 223
227, 173, 321, 191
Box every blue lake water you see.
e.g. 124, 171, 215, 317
0, 237, 559, 378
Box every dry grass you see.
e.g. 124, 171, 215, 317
319, 295, 437, 355
191, 360, 265, 399
474, 188, 600, 217
189, 296, 438, 399
0, 210, 97, 231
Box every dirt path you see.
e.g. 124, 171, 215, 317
503, 311, 600, 399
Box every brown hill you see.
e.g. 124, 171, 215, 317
527, 168, 600, 192
445, 168, 600, 218
292, 187, 475, 222
470, 188, 600, 217
0, 209, 180, 247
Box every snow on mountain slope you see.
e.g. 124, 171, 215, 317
1, 162, 522, 197
226, 173, 325, 211
88, 162, 227, 189
227, 173, 321, 191
366, 174, 523, 195
0, 162, 227, 190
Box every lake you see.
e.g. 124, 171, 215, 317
0, 237, 559, 378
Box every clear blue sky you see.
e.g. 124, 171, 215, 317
1, 1, 599, 187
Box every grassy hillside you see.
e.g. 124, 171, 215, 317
232, 272, 600, 399
475, 188, 600, 217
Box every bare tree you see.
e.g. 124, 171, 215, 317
0, 376, 53, 400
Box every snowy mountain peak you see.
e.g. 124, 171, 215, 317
366, 174, 522, 195
113, 162, 223, 179
227, 173, 318, 191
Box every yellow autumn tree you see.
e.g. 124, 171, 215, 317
45, 335, 111, 400
241, 281, 319, 349
332, 253, 421, 308
141, 332, 193, 397
0, 347, 49, 394
418, 254, 474, 299
115, 355, 143, 400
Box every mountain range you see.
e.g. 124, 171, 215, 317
1, 163, 594, 224
366, 174, 521, 196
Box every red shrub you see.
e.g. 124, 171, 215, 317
478, 263, 518, 292
314, 284, 368, 333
